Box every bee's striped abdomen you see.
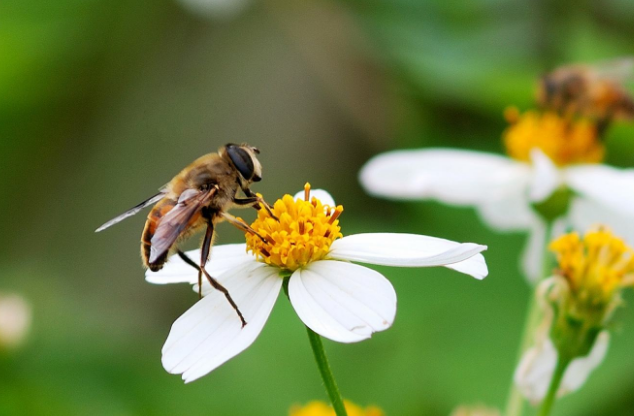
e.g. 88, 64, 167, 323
141, 198, 177, 271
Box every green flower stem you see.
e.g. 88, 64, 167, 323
505, 220, 555, 416
504, 294, 542, 416
282, 276, 347, 416
537, 355, 571, 416
306, 326, 348, 416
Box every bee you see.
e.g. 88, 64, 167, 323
537, 58, 634, 131
96, 143, 275, 327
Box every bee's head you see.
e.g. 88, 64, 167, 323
222, 143, 262, 183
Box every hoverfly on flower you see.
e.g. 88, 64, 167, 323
148, 184, 488, 382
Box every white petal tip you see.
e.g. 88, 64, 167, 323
447, 252, 488, 280
467, 244, 488, 254
144, 273, 162, 284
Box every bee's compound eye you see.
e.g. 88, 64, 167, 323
227, 145, 255, 180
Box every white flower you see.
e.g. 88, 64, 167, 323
360, 147, 634, 282
0, 293, 32, 350
176, 0, 251, 19
514, 331, 609, 404
147, 188, 488, 382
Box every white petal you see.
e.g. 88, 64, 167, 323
565, 164, 634, 217
561, 332, 610, 395
329, 233, 488, 279
288, 261, 397, 343
514, 332, 610, 403
145, 244, 251, 285
520, 220, 547, 283
359, 148, 530, 205
514, 336, 558, 404
444, 253, 489, 280
529, 149, 561, 203
569, 198, 634, 247
520, 219, 567, 283
293, 188, 336, 208
161, 261, 282, 382
476, 187, 534, 231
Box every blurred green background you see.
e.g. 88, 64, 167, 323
2, 0, 634, 415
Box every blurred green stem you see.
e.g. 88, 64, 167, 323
306, 327, 348, 416
504, 289, 541, 416
282, 277, 347, 416
537, 355, 571, 416
505, 220, 554, 416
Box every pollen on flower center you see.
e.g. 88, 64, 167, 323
245, 183, 343, 272
550, 228, 634, 303
503, 107, 604, 166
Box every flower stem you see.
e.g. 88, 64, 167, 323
505, 220, 555, 416
504, 294, 542, 416
537, 355, 571, 416
305, 326, 348, 416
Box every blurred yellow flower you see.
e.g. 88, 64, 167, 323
503, 108, 603, 166
515, 227, 634, 403
550, 227, 634, 307
289, 400, 384, 416
450, 404, 500, 416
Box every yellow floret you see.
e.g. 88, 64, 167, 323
246, 183, 343, 271
550, 228, 634, 304
503, 108, 603, 166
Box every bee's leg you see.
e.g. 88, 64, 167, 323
197, 220, 216, 299
205, 222, 247, 327
239, 188, 279, 221
176, 250, 203, 298
220, 212, 268, 243
232, 196, 259, 206
233, 196, 278, 221
176, 245, 247, 328
177, 250, 199, 268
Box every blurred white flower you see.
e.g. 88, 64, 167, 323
513, 226, 634, 403
514, 331, 609, 404
360, 110, 634, 282
0, 293, 32, 350
147, 186, 488, 382
177, 0, 251, 19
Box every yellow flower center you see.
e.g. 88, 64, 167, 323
502, 107, 604, 166
549, 228, 634, 303
246, 183, 343, 272
289, 401, 384, 416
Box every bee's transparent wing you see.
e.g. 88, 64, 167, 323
592, 57, 634, 83
149, 188, 217, 264
95, 192, 166, 232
